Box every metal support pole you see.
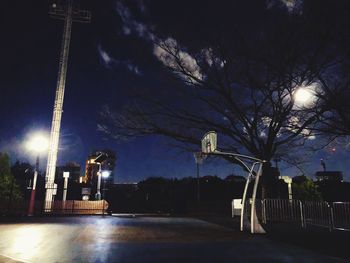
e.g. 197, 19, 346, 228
28, 156, 39, 216
262, 199, 267, 224
299, 201, 305, 229
62, 173, 69, 202
45, 0, 91, 209
196, 162, 200, 203
96, 163, 102, 200
240, 163, 256, 231
250, 163, 265, 234
103, 178, 106, 200
45, 0, 73, 207
328, 202, 333, 232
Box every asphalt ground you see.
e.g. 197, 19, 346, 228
0, 216, 348, 263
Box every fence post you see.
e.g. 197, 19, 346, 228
328, 202, 333, 232
262, 199, 267, 224
299, 201, 305, 229
72, 200, 75, 214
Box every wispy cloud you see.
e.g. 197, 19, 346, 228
98, 44, 142, 76
116, 2, 154, 40
153, 37, 202, 82
98, 45, 112, 66
116, 3, 202, 82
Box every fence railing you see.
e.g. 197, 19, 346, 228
257, 199, 350, 232
261, 199, 304, 227
303, 201, 332, 230
42, 200, 108, 215
0, 200, 109, 216
332, 202, 350, 231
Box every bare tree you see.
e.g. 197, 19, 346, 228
99, 4, 345, 199
104, 29, 332, 158
316, 65, 350, 136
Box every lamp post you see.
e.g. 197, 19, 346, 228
26, 132, 49, 216
95, 163, 102, 200
101, 170, 110, 200
62, 172, 70, 202
93, 152, 109, 200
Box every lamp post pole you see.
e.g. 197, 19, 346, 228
95, 163, 102, 200
101, 171, 110, 216
28, 156, 39, 216
62, 172, 70, 202
25, 132, 49, 215
103, 177, 106, 200
196, 161, 200, 203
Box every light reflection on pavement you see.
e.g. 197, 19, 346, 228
0, 216, 347, 263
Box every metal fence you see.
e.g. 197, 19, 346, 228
42, 200, 109, 215
0, 200, 109, 216
332, 202, 350, 231
261, 199, 304, 227
303, 201, 332, 230
259, 199, 350, 232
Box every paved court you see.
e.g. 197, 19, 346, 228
0, 216, 347, 263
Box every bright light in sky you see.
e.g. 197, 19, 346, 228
294, 85, 317, 107
25, 132, 49, 153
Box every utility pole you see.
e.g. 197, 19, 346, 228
193, 152, 205, 203
45, 1, 91, 208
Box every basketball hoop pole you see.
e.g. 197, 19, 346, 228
201, 131, 266, 234
193, 152, 205, 203
208, 152, 265, 234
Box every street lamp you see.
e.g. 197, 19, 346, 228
101, 170, 111, 200
93, 152, 109, 200
25, 132, 49, 216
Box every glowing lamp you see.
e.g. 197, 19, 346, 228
26, 132, 49, 153
101, 171, 111, 178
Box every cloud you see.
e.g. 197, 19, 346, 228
116, 2, 154, 40
115, 3, 202, 82
153, 37, 203, 82
126, 62, 142, 76
98, 44, 142, 75
98, 45, 112, 66
266, 0, 303, 14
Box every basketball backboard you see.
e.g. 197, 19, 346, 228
201, 131, 217, 153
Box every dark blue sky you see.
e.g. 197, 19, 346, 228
1, 0, 350, 182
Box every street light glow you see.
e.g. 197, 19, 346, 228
101, 170, 111, 178
26, 132, 49, 153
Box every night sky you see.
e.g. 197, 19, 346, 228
1, 0, 350, 182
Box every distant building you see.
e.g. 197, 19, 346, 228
56, 162, 81, 182
83, 150, 117, 187
315, 171, 343, 182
